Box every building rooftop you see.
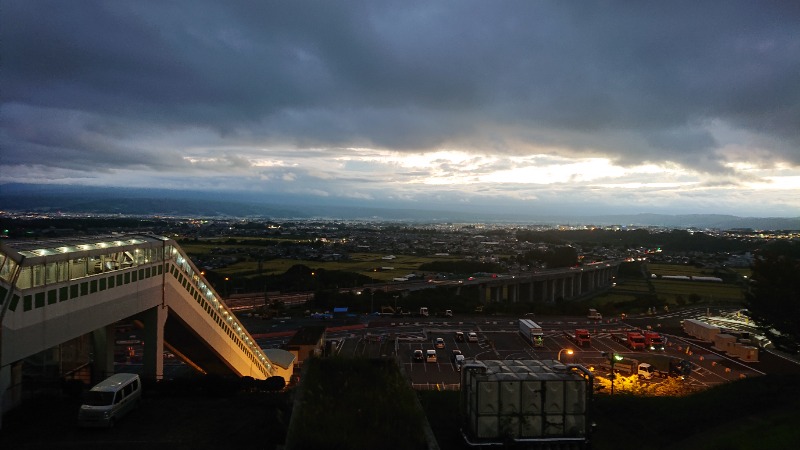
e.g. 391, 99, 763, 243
287, 326, 326, 346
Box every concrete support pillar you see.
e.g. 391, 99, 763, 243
528, 282, 534, 302
142, 305, 167, 382
91, 324, 116, 382
568, 275, 576, 298
540, 280, 547, 302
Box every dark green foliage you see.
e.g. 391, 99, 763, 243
517, 245, 579, 268
420, 375, 800, 450
278, 264, 315, 291
593, 375, 800, 450
264, 376, 287, 391
417, 391, 463, 449
745, 250, 800, 353
617, 261, 645, 276
287, 358, 427, 450
417, 260, 505, 275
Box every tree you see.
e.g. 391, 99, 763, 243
263, 376, 286, 391
745, 251, 800, 353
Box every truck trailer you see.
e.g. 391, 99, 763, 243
639, 355, 693, 379
519, 318, 544, 347
683, 319, 720, 342
601, 355, 693, 380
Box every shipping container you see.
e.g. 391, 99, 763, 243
460, 360, 593, 449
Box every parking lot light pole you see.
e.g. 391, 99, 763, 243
602, 352, 623, 395
557, 348, 574, 362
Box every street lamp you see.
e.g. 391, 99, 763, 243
557, 348, 574, 362
602, 351, 624, 395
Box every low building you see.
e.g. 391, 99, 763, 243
285, 326, 326, 366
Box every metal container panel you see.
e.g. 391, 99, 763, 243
564, 380, 586, 414
520, 380, 543, 414
476, 380, 499, 414
520, 414, 543, 437
499, 380, 521, 414
544, 379, 565, 414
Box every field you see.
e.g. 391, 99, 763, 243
183, 244, 461, 282
646, 263, 719, 277
590, 262, 746, 313
650, 279, 743, 302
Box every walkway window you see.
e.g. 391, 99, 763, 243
17, 266, 32, 289
33, 264, 45, 287
57, 260, 70, 282
71, 258, 88, 279
46, 262, 58, 285
0, 252, 8, 282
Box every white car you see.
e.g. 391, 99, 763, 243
454, 354, 466, 371
468, 332, 479, 343
426, 349, 438, 363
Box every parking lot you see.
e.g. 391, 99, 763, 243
329, 313, 773, 391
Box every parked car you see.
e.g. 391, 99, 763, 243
454, 354, 466, 371
413, 349, 424, 362
451, 349, 463, 362
455, 331, 465, 342
435, 337, 445, 349
468, 332, 479, 343
426, 349, 438, 363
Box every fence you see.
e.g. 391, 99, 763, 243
411, 382, 460, 391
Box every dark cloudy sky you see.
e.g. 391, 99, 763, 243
2, 1, 799, 217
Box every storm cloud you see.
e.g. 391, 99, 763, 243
2, 1, 799, 216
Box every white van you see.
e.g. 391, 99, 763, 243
78, 373, 142, 427
588, 309, 603, 320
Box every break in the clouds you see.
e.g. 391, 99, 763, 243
2, 1, 799, 217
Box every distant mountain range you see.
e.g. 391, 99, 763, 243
1, 183, 798, 230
